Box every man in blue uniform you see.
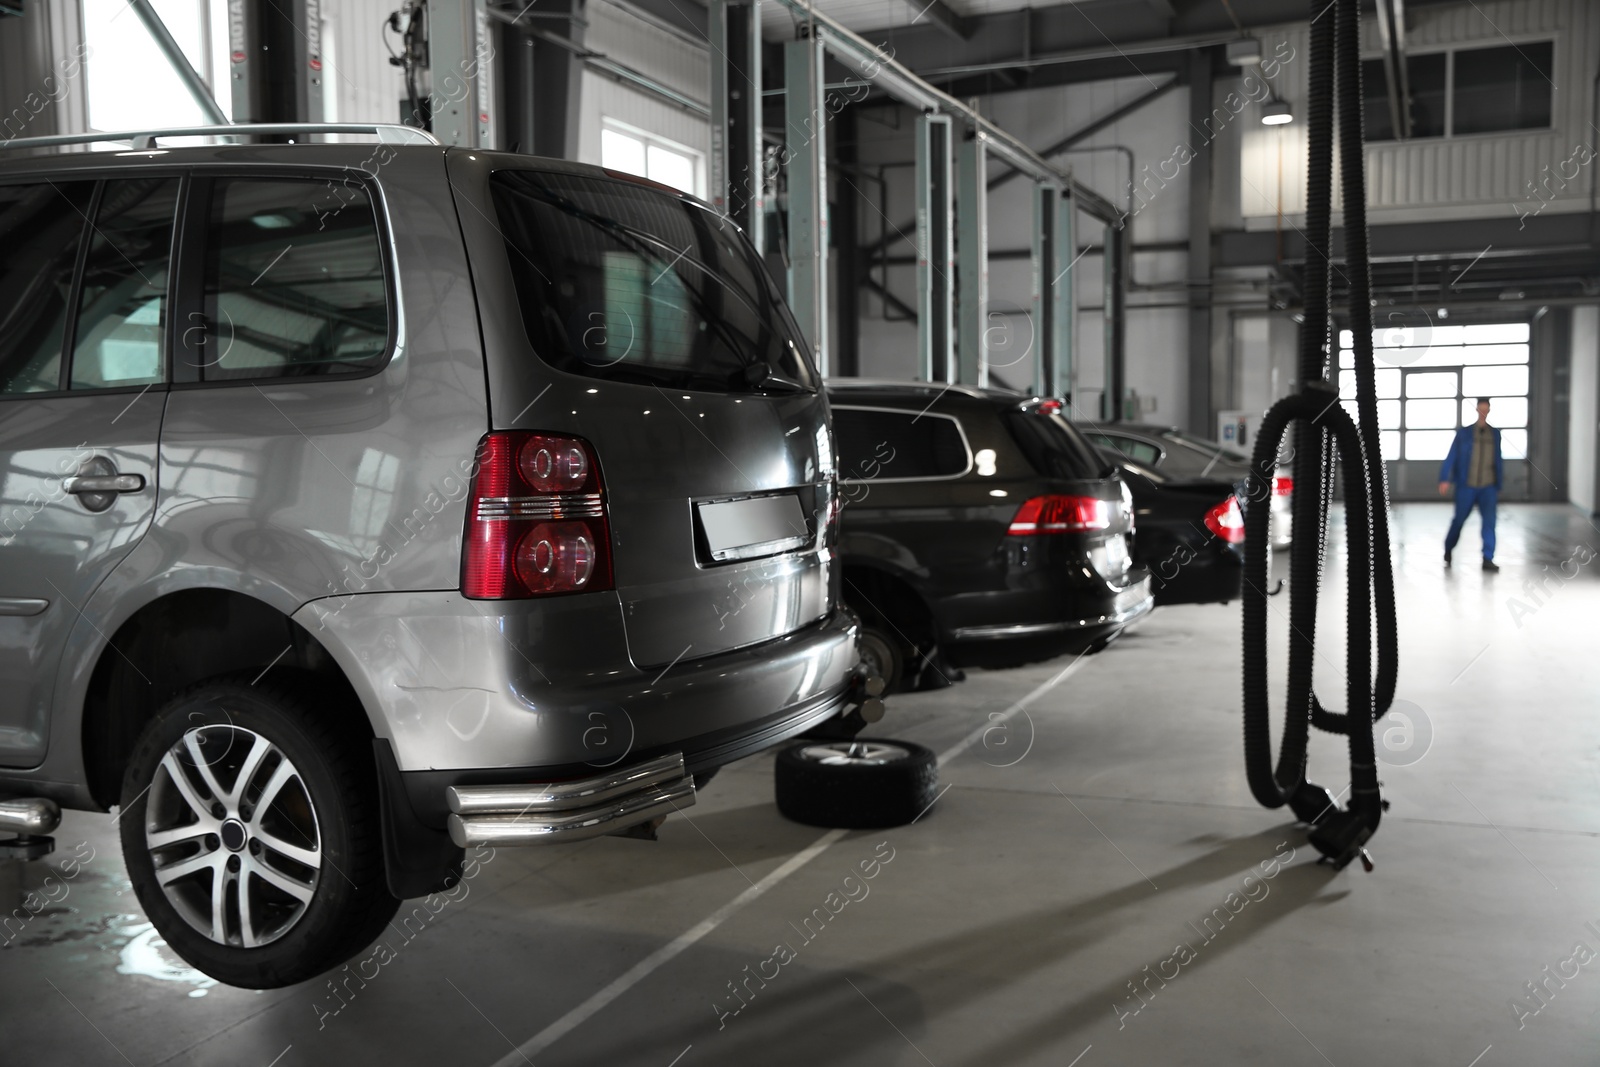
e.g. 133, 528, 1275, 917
1439, 397, 1503, 572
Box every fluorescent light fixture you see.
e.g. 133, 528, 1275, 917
1261, 100, 1293, 125
1226, 37, 1263, 65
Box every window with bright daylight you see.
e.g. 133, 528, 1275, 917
82, 0, 233, 135
1338, 321, 1530, 463
599, 122, 702, 198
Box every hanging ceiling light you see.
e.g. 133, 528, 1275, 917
1261, 100, 1293, 126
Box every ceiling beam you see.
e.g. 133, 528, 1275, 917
987, 74, 1182, 193
902, 0, 972, 41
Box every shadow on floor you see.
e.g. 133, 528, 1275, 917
570, 823, 1337, 1067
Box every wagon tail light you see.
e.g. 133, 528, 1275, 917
461, 432, 614, 598
1204, 495, 1246, 544
1007, 495, 1111, 535
1273, 476, 1294, 497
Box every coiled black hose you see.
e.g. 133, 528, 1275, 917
1239, 0, 1396, 869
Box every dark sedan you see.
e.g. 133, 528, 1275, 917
1108, 456, 1244, 605
827, 382, 1154, 691
1077, 422, 1292, 548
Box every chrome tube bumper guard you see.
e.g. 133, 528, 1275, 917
444, 752, 696, 847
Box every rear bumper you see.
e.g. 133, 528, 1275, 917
445, 752, 697, 846
940, 564, 1154, 642
1150, 539, 1243, 605
948, 592, 1153, 640
295, 590, 859, 775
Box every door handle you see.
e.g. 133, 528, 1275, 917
63, 474, 145, 494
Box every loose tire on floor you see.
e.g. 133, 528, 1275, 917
774, 740, 939, 829
119, 674, 400, 989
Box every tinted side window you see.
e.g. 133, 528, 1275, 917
0, 182, 94, 394
1088, 433, 1160, 466
1006, 412, 1109, 480
834, 408, 969, 480
202, 178, 388, 381
70, 177, 179, 389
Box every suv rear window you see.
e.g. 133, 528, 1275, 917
201, 178, 389, 381
1005, 411, 1111, 480
833, 408, 969, 480
489, 170, 817, 393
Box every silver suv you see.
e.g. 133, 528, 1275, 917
0, 125, 862, 988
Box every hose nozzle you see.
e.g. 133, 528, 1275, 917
1307, 801, 1380, 870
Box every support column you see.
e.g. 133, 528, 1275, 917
957, 131, 989, 387
711, 0, 763, 247
915, 113, 954, 384
226, 0, 324, 125
1186, 47, 1214, 433
1055, 186, 1076, 400
429, 0, 496, 149
1104, 220, 1126, 420
835, 105, 861, 377
1030, 180, 1072, 397
498, 26, 537, 152
785, 32, 829, 375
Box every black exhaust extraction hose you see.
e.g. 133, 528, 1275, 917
1280, 0, 1336, 790
1320, 0, 1400, 732
1239, 0, 1394, 871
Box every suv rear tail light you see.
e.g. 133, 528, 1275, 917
1273, 476, 1293, 497
462, 432, 613, 599
1007, 495, 1111, 535
1036, 398, 1065, 415
1204, 495, 1245, 544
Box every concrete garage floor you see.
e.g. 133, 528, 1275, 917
4, 502, 1598, 1067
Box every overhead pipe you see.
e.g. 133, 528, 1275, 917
129, 0, 229, 126
764, 0, 1070, 187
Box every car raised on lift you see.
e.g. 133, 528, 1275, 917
0, 123, 872, 988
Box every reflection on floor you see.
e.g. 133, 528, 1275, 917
4, 503, 1598, 1066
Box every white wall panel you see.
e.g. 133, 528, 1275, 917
1240, 0, 1598, 226
322, 0, 408, 126
587, 0, 709, 102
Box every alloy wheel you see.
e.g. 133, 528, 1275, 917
798, 741, 912, 767
143, 725, 321, 948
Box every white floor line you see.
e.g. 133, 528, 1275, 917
489, 654, 1094, 1066
934, 654, 1092, 767
489, 829, 846, 1067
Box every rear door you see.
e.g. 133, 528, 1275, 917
829, 403, 994, 598
457, 161, 835, 668
0, 176, 174, 766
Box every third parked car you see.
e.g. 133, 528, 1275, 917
1077, 422, 1293, 548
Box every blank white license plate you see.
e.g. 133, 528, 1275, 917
697, 493, 810, 562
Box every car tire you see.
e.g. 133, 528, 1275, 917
119, 674, 400, 989
774, 740, 939, 829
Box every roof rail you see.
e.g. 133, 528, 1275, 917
0, 123, 441, 152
